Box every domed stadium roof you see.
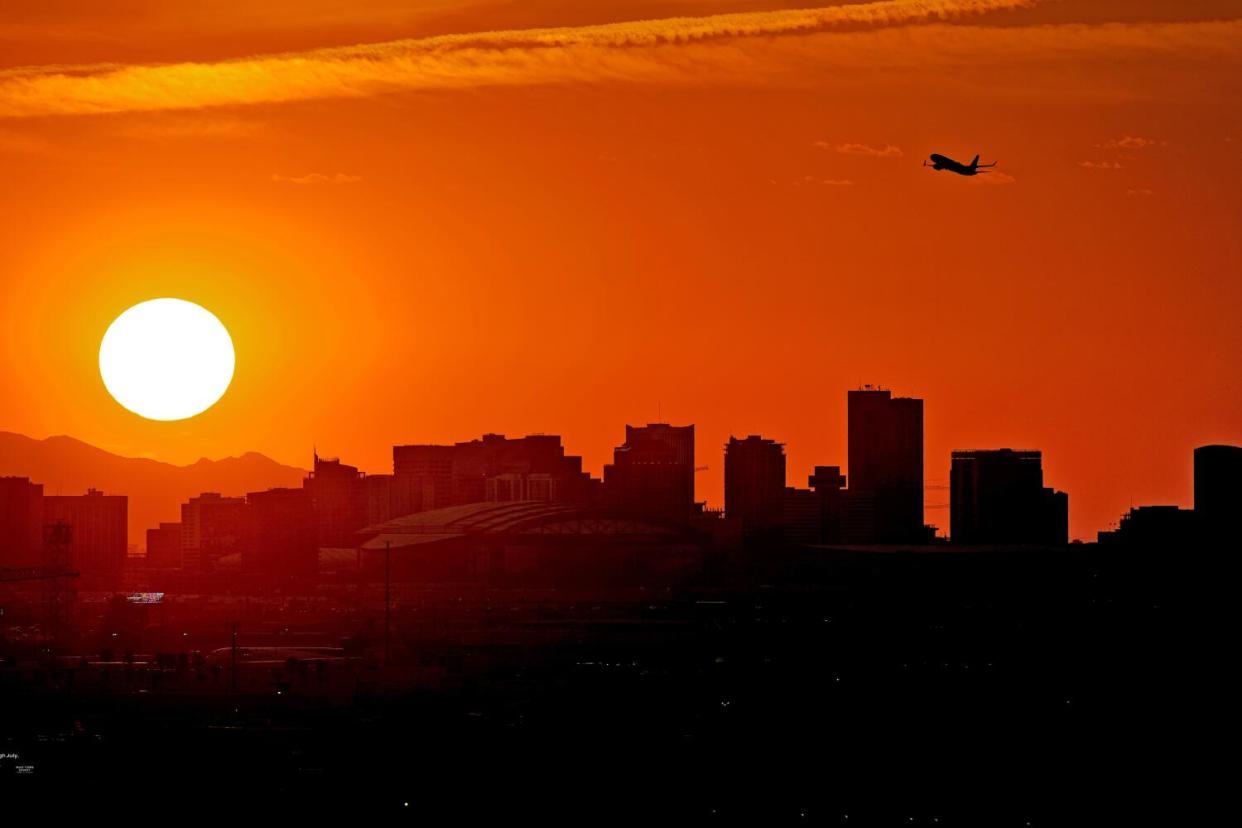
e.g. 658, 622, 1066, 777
357, 501, 695, 550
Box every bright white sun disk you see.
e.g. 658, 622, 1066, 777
99, 298, 235, 421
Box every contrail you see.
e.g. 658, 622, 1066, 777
0, 0, 1036, 117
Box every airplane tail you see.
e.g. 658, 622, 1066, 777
971, 154, 980, 169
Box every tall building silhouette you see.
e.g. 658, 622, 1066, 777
1098, 505, 1195, 548
305, 453, 367, 547
43, 489, 127, 576
1194, 444, 1242, 544
247, 486, 316, 577
180, 493, 248, 572
393, 434, 597, 512
603, 424, 695, 521
724, 435, 786, 532
845, 386, 925, 543
0, 476, 43, 568
145, 521, 182, 569
808, 465, 848, 543
950, 449, 1068, 545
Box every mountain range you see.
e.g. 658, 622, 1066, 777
0, 431, 307, 549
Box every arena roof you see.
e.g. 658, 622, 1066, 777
357, 501, 695, 550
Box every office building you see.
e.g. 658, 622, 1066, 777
845, 386, 925, 543
43, 489, 128, 576
950, 449, 1068, 545
0, 476, 43, 568
603, 424, 695, 521
394, 434, 597, 512
146, 521, 183, 569
1194, 444, 1242, 544
180, 493, 248, 572
724, 435, 786, 532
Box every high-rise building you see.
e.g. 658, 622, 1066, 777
846, 386, 925, 543
808, 466, 847, 543
146, 522, 182, 569
247, 487, 316, 577
950, 449, 1068, 545
1098, 505, 1195, 548
180, 493, 248, 572
1194, 444, 1242, 544
603, 424, 695, 521
393, 434, 597, 512
42, 489, 128, 576
304, 453, 366, 547
781, 487, 822, 545
361, 474, 407, 528
0, 476, 43, 568
724, 435, 786, 532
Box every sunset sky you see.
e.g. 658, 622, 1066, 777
2, 0, 1240, 539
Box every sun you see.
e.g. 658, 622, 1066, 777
99, 298, 235, 421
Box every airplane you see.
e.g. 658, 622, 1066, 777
923, 153, 997, 176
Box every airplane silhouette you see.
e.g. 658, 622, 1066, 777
923, 153, 997, 176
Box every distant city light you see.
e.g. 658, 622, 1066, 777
127, 592, 165, 604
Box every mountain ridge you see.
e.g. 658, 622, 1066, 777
0, 431, 308, 549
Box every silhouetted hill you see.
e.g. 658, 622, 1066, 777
0, 432, 306, 548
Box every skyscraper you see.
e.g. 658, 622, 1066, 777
305, 452, 366, 547
180, 493, 248, 572
42, 488, 128, 577
603, 424, 695, 521
808, 465, 847, 543
0, 476, 43, 568
724, 435, 786, 532
146, 521, 183, 569
950, 449, 1068, 545
846, 386, 925, 543
393, 434, 597, 512
247, 486, 316, 578
1194, 444, 1242, 545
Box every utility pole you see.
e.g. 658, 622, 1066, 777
231, 623, 238, 694
384, 540, 391, 670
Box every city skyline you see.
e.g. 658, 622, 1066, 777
1, 1, 1233, 811
3, 1, 1240, 543
7, 382, 1235, 554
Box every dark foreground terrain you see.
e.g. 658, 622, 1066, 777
0, 545, 1216, 821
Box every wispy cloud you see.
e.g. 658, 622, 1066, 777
0, 0, 1037, 118
1078, 160, 1123, 170
1126, 188, 1154, 197
970, 171, 1017, 185
271, 172, 361, 185
795, 175, 855, 187
1098, 136, 1164, 150
822, 142, 904, 158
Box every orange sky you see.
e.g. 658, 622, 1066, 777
2, 0, 1240, 539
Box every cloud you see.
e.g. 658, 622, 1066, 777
1099, 136, 1163, 150
1126, 188, 1154, 197
825, 142, 904, 158
1078, 160, 1123, 169
969, 171, 1017, 185
271, 172, 362, 185
0, 0, 1039, 118
791, 175, 855, 188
